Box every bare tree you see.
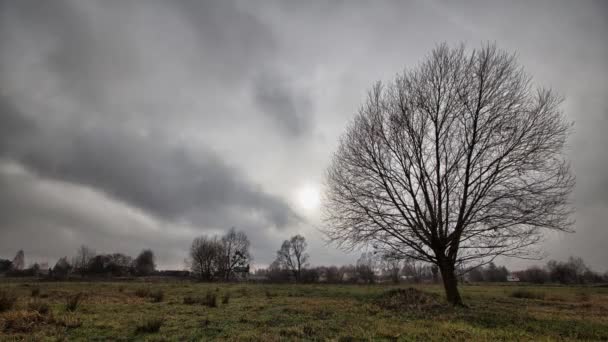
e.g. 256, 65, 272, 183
72, 245, 95, 277
323, 43, 574, 305
133, 249, 156, 276
356, 252, 377, 283
219, 227, 251, 280
380, 254, 403, 284
11, 250, 25, 271
274, 234, 309, 281
189, 236, 222, 280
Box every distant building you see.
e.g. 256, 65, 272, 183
507, 274, 520, 282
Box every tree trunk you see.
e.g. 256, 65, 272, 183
439, 262, 464, 306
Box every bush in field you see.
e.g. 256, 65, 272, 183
376, 288, 440, 311
511, 289, 545, 299
183, 296, 197, 305
30, 287, 40, 297
149, 290, 164, 303
204, 292, 217, 307
221, 292, 230, 304
134, 288, 150, 298
1, 310, 46, 333
65, 293, 83, 312
27, 300, 50, 315
135, 317, 164, 334
0, 290, 17, 312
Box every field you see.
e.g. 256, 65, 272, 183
1, 281, 607, 341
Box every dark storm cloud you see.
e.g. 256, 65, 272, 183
252, 71, 313, 136
0, 0, 305, 266
0, 0, 607, 270
0, 115, 299, 228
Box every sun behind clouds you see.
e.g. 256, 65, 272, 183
295, 183, 321, 211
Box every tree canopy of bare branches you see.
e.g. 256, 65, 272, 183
323, 43, 574, 305
189, 228, 251, 281
219, 227, 251, 280
274, 234, 309, 281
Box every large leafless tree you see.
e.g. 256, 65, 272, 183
219, 227, 251, 280
274, 234, 309, 281
323, 44, 574, 305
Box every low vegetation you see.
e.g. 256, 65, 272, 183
510, 289, 545, 300
0, 281, 606, 340
64, 293, 83, 312
135, 317, 164, 334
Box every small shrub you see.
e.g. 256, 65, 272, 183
510, 289, 545, 300
183, 296, 197, 305
203, 292, 217, 308
303, 325, 315, 337
265, 290, 275, 299
28, 300, 50, 315
221, 292, 230, 304
134, 288, 150, 298
0, 290, 17, 312
375, 288, 440, 311
52, 314, 82, 329
1, 310, 45, 333
135, 317, 164, 334
118, 286, 125, 293
31, 287, 40, 297
149, 289, 164, 303
201, 317, 210, 328
65, 293, 83, 312
577, 291, 591, 302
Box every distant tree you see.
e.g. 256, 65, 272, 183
547, 256, 593, 284
190, 236, 222, 280
11, 250, 25, 270
53, 257, 72, 278
219, 228, 251, 280
324, 44, 574, 305
380, 254, 403, 283
0, 259, 12, 273
29, 263, 41, 276
133, 249, 155, 276
300, 268, 321, 283
73, 245, 95, 277
107, 253, 133, 276
484, 263, 509, 282
356, 252, 377, 284
324, 266, 341, 283
515, 265, 548, 284
274, 235, 309, 281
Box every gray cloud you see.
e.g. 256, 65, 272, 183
253, 71, 313, 136
0, 0, 607, 270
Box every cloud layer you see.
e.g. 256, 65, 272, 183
0, 0, 606, 270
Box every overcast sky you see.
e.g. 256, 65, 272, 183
1, 0, 606, 271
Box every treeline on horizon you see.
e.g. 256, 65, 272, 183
1, 228, 607, 285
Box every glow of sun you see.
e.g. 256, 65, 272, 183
295, 184, 320, 211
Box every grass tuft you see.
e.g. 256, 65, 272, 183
149, 289, 164, 303
134, 288, 150, 298
65, 293, 83, 312
221, 292, 230, 304
204, 292, 217, 307
135, 317, 164, 334
28, 300, 50, 315
511, 289, 545, 300
0, 290, 18, 312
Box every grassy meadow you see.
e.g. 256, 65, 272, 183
1, 280, 607, 341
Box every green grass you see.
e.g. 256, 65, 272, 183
0, 281, 607, 340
